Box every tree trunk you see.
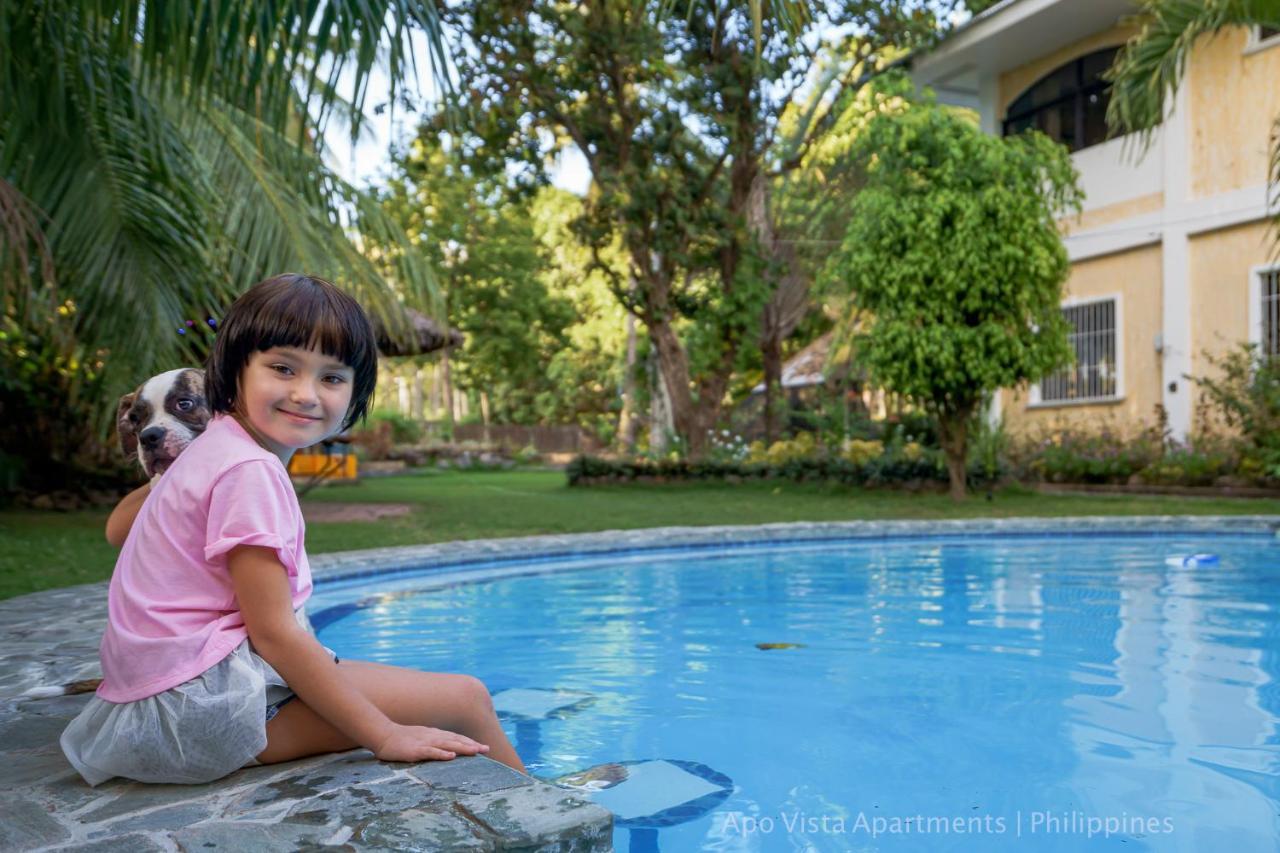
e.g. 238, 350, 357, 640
440, 349, 456, 432
747, 172, 809, 448
762, 333, 783, 444
936, 405, 975, 501
410, 365, 424, 421
649, 350, 674, 455
617, 283, 640, 453
647, 317, 706, 457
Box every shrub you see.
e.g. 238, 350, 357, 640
1017, 426, 1160, 484
364, 410, 423, 444
842, 439, 885, 466
1191, 343, 1280, 478
746, 432, 817, 466
967, 418, 1010, 484
1139, 444, 1235, 486
350, 421, 393, 460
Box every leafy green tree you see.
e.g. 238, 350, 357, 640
530, 188, 633, 436
820, 80, 1083, 498
379, 136, 577, 424
0, 1, 441, 489
441, 0, 973, 458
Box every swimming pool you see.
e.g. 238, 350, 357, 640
308, 523, 1280, 851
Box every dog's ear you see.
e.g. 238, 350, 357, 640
117, 392, 138, 456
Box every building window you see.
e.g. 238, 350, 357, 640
1039, 299, 1118, 402
1003, 48, 1120, 152
1262, 268, 1280, 356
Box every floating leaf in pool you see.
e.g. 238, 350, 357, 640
755, 642, 807, 650
555, 762, 629, 791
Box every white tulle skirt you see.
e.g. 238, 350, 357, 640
60, 609, 339, 787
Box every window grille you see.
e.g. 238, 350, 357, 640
1039, 300, 1117, 402
1263, 269, 1280, 357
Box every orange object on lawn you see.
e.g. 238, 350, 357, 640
288, 451, 357, 480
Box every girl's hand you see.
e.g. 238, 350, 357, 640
372, 724, 491, 763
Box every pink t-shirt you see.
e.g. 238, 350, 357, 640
96, 413, 312, 703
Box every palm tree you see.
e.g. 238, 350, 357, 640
0, 2, 445, 486
1106, 0, 1280, 200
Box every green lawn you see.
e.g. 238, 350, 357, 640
4, 468, 1280, 601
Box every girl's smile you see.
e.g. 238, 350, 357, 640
234, 345, 354, 464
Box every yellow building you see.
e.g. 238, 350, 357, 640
912, 0, 1280, 441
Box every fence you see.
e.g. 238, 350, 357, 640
438, 423, 603, 455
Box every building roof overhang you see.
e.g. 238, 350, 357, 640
912, 0, 1137, 105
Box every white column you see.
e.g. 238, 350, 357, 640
1160, 82, 1192, 441
978, 72, 1000, 136
985, 389, 1002, 430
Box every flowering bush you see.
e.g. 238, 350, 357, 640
1138, 443, 1235, 486
747, 432, 817, 465
1190, 343, 1280, 479
1016, 426, 1160, 484
707, 429, 751, 463
841, 439, 885, 466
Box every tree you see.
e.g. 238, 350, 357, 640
1105, 0, 1280, 225
380, 136, 576, 425
443, 0, 969, 458
0, 1, 442, 490
530, 189, 633, 437
820, 79, 1083, 499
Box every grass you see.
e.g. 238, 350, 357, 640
4, 468, 1280, 601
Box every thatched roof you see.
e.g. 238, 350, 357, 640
750, 331, 864, 394
373, 308, 464, 357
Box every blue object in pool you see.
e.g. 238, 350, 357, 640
312, 534, 1280, 851
1164, 553, 1220, 567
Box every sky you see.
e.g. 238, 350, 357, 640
320, 27, 592, 196
321, 4, 972, 197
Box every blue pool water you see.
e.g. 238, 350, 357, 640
310, 534, 1280, 851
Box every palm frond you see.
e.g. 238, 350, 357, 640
191, 97, 441, 341
1106, 0, 1280, 150
0, 178, 55, 289
0, 1, 449, 145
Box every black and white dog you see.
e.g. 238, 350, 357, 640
116, 368, 211, 479
20, 368, 210, 701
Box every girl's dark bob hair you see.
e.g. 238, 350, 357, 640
206, 274, 378, 432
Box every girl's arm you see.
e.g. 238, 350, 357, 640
105, 482, 151, 547
228, 545, 487, 761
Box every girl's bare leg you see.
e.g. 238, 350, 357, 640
255, 659, 526, 773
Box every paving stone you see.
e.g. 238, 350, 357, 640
0, 791, 72, 849
50, 833, 168, 852
0, 709, 76, 750
30, 768, 113, 812
85, 800, 216, 839
455, 783, 612, 851
170, 820, 332, 851
77, 779, 214, 823
0, 747, 75, 790
283, 776, 438, 826
410, 756, 534, 795
16, 693, 94, 718
220, 751, 394, 819
352, 805, 492, 850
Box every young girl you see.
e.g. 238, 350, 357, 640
62, 274, 525, 786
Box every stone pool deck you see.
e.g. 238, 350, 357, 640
3, 517, 1278, 850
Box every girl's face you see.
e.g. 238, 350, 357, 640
234, 345, 354, 461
